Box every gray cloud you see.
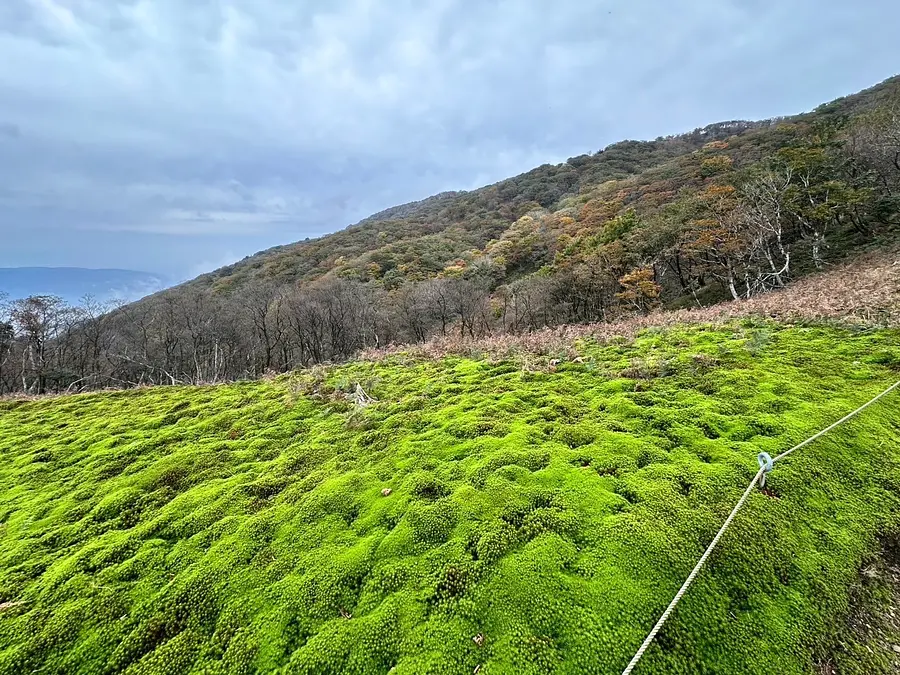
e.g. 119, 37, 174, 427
0, 0, 898, 278
0, 122, 19, 138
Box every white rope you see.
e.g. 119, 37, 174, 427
621, 379, 900, 675
620, 466, 766, 675
772, 380, 900, 463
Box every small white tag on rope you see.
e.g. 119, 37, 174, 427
757, 452, 773, 488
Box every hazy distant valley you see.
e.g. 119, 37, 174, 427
0, 267, 167, 305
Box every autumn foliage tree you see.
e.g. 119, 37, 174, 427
616, 268, 662, 313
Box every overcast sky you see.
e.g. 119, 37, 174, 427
1, 0, 898, 281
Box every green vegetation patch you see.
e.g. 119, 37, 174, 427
0, 323, 899, 674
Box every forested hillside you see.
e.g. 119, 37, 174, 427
1, 76, 899, 394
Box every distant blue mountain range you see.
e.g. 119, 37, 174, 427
0, 268, 168, 305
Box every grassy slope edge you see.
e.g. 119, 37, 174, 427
1, 322, 899, 674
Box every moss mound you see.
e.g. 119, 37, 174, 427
0, 323, 899, 674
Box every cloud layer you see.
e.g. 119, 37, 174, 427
1, 0, 898, 278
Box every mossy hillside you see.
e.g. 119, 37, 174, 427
0, 323, 898, 674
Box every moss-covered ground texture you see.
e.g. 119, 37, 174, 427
1, 323, 899, 674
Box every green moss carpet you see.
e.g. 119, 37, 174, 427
1, 323, 899, 674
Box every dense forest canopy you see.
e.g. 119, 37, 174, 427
2, 76, 899, 395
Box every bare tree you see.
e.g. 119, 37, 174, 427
0, 292, 13, 393
238, 283, 287, 374
9, 296, 70, 394
391, 282, 434, 343
740, 169, 793, 288
422, 279, 455, 337
445, 278, 489, 338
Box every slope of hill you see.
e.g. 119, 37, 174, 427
0, 268, 166, 305
191, 120, 778, 293
1, 322, 898, 673
1, 76, 898, 397
181, 75, 899, 297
